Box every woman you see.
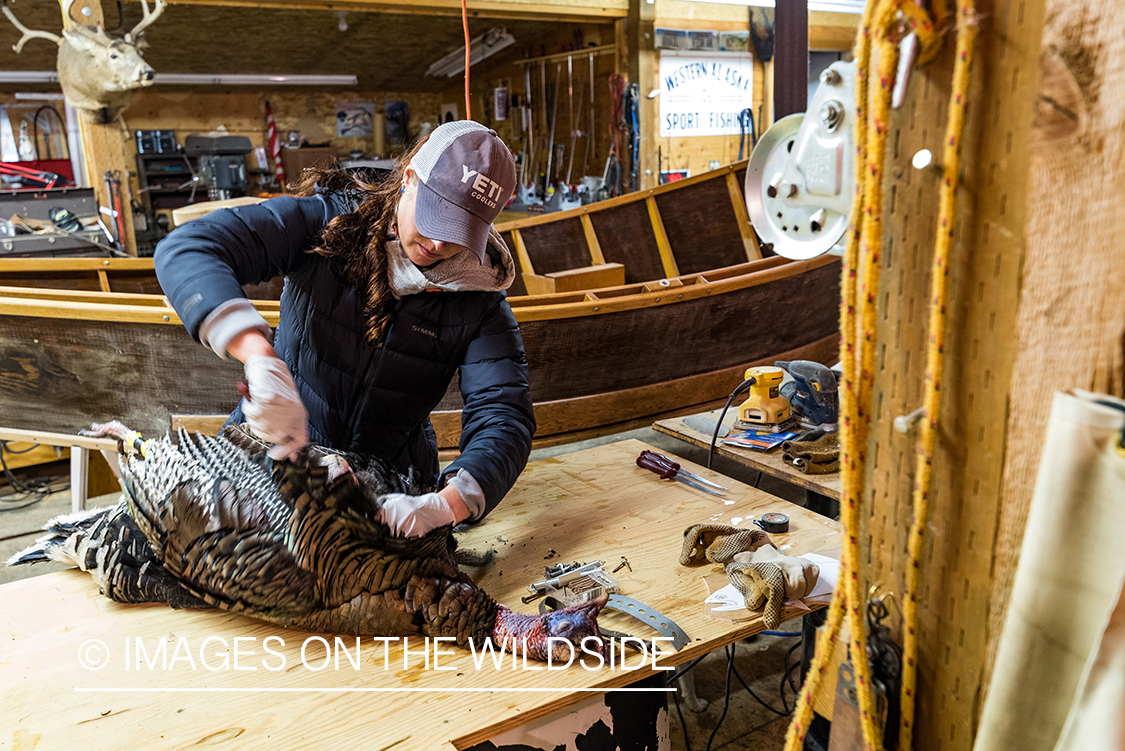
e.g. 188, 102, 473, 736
154, 120, 534, 538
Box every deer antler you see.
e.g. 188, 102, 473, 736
125, 0, 166, 42
1, 3, 62, 53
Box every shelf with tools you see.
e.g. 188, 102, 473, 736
135, 152, 203, 211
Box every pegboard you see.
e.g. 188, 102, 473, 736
862, 1, 1047, 749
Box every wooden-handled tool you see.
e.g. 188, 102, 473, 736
636, 450, 728, 497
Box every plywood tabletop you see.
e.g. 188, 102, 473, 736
653, 411, 842, 501
0, 439, 841, 751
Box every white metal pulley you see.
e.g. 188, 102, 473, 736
745, 60, 857, 260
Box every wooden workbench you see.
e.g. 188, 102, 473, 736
653, 411, 841, 516
0, 439, 841, 750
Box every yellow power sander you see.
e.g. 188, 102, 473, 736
734, 366, 799, 433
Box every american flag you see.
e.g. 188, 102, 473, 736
265, 100, 285, 190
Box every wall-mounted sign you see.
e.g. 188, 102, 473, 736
336, 102, 374, 137
655, 27, 688, 50
658, 51, 754, 138
660, 169, 690, 184
719, 31, 749, 53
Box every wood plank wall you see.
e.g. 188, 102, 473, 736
118, 89, 442, 225
862, 0, 1050, 749
442, 21, 618, 181
123, 89, 443, 159
647, 1, 856, 184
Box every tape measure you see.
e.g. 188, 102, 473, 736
755, 512, 790, 533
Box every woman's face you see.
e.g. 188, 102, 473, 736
395, 167, 469, 267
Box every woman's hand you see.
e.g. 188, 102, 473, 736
241, 355, 309, 461
377, 486, 471, 537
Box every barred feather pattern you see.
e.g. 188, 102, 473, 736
9, 423, 603, 654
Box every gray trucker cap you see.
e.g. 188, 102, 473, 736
411, 121, 516, 261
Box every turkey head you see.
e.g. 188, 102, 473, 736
493, 596, 607, 661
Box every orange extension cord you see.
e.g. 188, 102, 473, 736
462, 0, 471, 120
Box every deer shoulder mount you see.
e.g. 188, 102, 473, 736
2, 0, 167, 124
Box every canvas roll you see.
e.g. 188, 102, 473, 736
973, 390, 1125, 751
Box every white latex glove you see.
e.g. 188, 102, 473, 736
377, 492, 459, 537
242, 355, 309, 461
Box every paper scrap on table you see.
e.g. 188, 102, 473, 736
704, 583, 747, 611
702, 553, 841, 612
800, 553, 840, 598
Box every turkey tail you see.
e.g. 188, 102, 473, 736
6, 505, 119, 571
5, 502, 212, 609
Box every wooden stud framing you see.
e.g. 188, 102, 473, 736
628, 0, 658, 190
614, 17, 627, 79
67, 0, 137, 256
725, 171, 762, 261
645, 195, 679, 279
580, 213, 606, 265
96, 269, 110, 292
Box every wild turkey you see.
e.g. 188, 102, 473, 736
8, 421, 604, 661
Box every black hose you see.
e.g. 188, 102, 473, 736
707, 376, 757, 469
32, 105, 67, 163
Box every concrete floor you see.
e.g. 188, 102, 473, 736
0, 425, 817, 751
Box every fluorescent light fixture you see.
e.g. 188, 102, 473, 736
427, 28, 516, 78
154, 73, 358, 86
0, 71, 59, 83
676, 0, 863, 12
0, 71, 357, 86
14, 92, 65, 100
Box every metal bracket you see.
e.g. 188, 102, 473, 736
538, 593, 691, 651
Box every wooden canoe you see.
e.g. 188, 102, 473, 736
0, 162, 841, 454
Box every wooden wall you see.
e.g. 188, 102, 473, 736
644, 0, 856, 184
123, 89, 444, 158
443, 22, 619, 188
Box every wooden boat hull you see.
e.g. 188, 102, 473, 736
0, 254, 839, 452
434, 256, 839, 446
0, 161, 841, 453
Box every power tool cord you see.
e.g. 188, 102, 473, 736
0, 440, 70, 511
707, 376, 757, 470
668, 634, 803, 751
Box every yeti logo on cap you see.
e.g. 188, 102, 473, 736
461, 165, 504, 210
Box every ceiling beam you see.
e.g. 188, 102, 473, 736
163, 0, 629, 22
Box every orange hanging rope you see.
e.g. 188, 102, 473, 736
461, 0, 471, 120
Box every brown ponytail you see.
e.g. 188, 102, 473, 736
291, 135, 432, 345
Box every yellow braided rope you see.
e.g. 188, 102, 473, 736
781, 0, 973, 748
898, 2, 976, 749
783, 1, 881, 747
